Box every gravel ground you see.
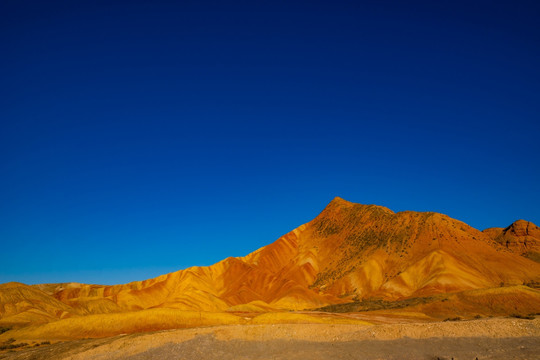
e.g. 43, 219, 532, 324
126, 335, 539, 360
1, 318, 538, 360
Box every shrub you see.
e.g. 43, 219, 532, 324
524, 280, 540, 289
510, 314, 535, 320
443, 317, 461, 322
0, 342, 28, 350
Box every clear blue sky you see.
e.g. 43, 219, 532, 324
1, 0, 539, 285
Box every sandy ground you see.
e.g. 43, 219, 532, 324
1, 318, 539, 360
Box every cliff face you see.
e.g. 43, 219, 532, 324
2, 197, 540, 327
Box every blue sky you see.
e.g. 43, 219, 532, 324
1, 0, 539, 285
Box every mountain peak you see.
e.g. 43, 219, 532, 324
324, 197, 394, 216
328, 196, 352, 206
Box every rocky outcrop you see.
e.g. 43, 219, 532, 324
483, 220, 540, 262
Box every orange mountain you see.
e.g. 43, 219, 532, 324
1, 197, 540, 331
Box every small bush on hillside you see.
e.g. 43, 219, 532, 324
524, 280, 540, 289
0, 342, 28, 350
510, 314, 535, 320
443, 317, 461, 322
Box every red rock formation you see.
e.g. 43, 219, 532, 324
483, 220, 540, 262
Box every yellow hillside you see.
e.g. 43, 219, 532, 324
1, 197, 539, 339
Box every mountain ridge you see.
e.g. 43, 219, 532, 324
1, 197, 539, 331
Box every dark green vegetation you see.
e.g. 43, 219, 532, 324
0, 339, 27, 351
524, 280, 540, 289
525, 252, 540, 263
311, 203, 420, 288
510, 314, 536, 320
0, 328, 10, 335
314, 218, 341, 237
0, 343, 28, 351
0, 339, 51, 353
443, 317, 462, 322
315, 295, 440, 313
